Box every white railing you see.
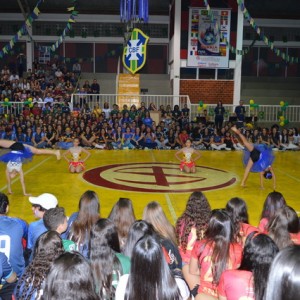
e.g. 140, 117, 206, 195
189, 104, 300, 124
71, 93, 190, 111
1, 96, 300, 125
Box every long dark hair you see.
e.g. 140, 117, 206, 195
108, 198, 136, 250
261, 191, 286, 221
265, 245, 300, 300
41, 252, 99, 300
15, 231, 64, 300
225, 197, 249, 242
176, 191, 211, 252
69, 190, 100, 247
239, 232, 279, 300
204, 209, 235, 285
268, 206, 299, 250
124, 235, 181, 300
123, 220, 154, 258
90, 218, 122, 299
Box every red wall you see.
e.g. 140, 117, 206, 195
180, 80, 234, 104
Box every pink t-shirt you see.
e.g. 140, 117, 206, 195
240, 223, 258, 245
218, 269, 254, 300
258, 218, 269, 233
178, 224, 198, 264
290, 232, 300, 245
191, 240, 243, 298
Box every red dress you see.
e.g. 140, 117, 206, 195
191, 240, 243, 297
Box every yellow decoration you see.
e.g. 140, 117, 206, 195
29, 103, 33, 108
203, 104, 207, 109
4, 98, 9, 102
197, 106, 202, 112
249, 99, 254, 104
246, 123, 253, 129
279, 116, 285, 121
280, 101, 285, 106
279, 121, 285, 126
28, 98, 33, 102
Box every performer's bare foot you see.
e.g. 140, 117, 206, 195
56, 150, 61, 160
24, 192, 31, 196
8, 190, 12, 194
241, 183, 246, 187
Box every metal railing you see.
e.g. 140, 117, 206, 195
189, 104, 300, 124
71, 93, 190, 111
1, 95, 300, 126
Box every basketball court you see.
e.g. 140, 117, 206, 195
2, 149, 299, 227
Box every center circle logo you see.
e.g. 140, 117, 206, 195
83, 163, 237, 193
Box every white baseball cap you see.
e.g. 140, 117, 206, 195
29, 193, 58, 210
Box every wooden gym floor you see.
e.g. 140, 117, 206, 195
1, 149, 299, 227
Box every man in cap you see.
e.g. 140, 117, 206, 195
27, 193, 58, 252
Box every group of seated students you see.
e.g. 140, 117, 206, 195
1, 61, 299, 151
0, 189, 300, 300
0, 99, 299, 152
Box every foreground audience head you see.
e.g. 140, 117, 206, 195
90, 218, 122, 299
123, 220, 154, 258
41, 252, 99, 300
240, 232, 279, 300
176, 191, 211, 249
0, 192, 9, 214
108, 197, 136, 248
78, 190, 100, 215
261, 191, 286, 220
265, 245, 300, 300
125, 235, 181, 300
143, 201, 177, 245
205, 209, 235, 285
267, 206, 299, 250
15, 231, 64, 299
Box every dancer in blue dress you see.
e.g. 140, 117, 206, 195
0, 139, 60, 195
231, 126, 276, 189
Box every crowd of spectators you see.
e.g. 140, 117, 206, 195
1, 190, 300, 300
1, 63, 300, 152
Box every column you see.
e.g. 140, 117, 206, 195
233, 7, 244, 105
172, 0, 181, 105
26, 27, 33, 71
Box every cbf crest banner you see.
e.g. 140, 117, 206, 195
122, 28, 149, 74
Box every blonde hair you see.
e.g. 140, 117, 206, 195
143, 201, 177, 245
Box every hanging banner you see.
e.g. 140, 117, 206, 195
122, 28, 149, 74
187, 7, 231, 68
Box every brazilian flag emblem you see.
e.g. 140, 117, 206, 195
122, 28, 149, 74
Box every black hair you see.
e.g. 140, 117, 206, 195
90, 218, 122, 299
43, 207, 66, 231
265, 245, 300, 300
41, 252, 99, 300
123, 220, 154, 258
0, 192, 9, 214
240, 232, 279, 300
124, 235, 181, 300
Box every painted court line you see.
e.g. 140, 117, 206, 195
149, 150, 177, 223
0, 157, 52, 191
165, 193, 177, 223
276, 169, 300, 183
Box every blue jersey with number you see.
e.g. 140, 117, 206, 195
0, 216, 25, 277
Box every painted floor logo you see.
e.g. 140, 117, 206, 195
83, 163, 237, 193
